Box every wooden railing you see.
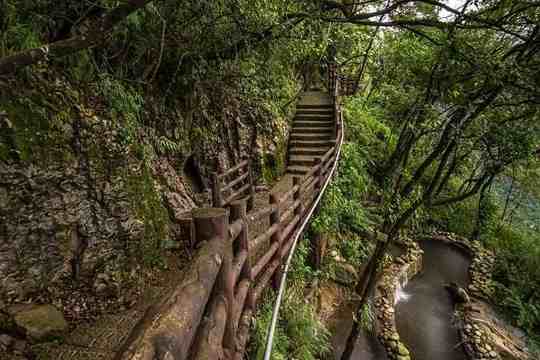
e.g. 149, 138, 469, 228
328, 61, 359, 96
117, 67, 344, 360
211, 156, 255, 211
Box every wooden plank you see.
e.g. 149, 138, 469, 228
231, 249, 248, 285
232, 278, 251, 335
233, 308, 253, 360
248, 203, 277, 223
248, 259, 280, 308
228, 219, 243, 242
251, 242, 279, 279
218, 160, 248, 180
250, 223, 279, 254
280, 214, 301, 248
223, 182, 251, 206
222, 172, 249, 193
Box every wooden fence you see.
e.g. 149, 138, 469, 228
211, 156, 255, 211
117, 65, 344, 360
328, 61, 359, 96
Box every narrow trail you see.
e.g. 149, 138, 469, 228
395, 240, 471, 360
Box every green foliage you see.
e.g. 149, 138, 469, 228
249, 239, 330, 360
358, 300, 375, 333
125, 166, 170, 267
312, 142, 372, 235
487, 223, 540, 351
336, 232, 373, 267
288, 239, 317, 284
429, 196, 478, 236
97, 75, 144, 146
250, 292, 331, 360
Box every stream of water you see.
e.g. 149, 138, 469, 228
395, 240, 471, 360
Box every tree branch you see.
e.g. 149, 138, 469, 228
0, 0, 153, 75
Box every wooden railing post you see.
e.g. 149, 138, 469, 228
211, 172, 223, 208
314, 157, 323, 190
229, 198, 251, 342
169, 208, 229, 360
243, 156, 255, 211
191, 208, 234, 358
293, 176, 303, 218
269, 193, 282, 290
230, 199, 251, 282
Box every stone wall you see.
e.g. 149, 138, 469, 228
373, 241, 423, 360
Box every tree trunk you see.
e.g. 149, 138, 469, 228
471, 176, 494, 240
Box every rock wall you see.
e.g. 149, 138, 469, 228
373, 241, 423, 360
0, 78, 290, 321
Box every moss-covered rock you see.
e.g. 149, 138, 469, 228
12, 304, 67, 341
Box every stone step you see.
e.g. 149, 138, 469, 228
286, 165, 311, 175
291, 126, 333, 134
297, 104, 333, 109
293, 120, 333, 128
288, 155, 317, 167
294, 114, 333, 122
289, 139, 335, 148
289, 147, 328, 156
290, 133, 332, 141
296, 109, 333, 116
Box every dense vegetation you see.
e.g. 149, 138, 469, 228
0, 1, 539, 359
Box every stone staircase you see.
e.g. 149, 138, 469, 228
287, 91, 335, 176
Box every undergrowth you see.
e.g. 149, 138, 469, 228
249, 241, 331, 360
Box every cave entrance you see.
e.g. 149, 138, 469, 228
183, 155, 204, 193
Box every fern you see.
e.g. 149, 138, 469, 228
153, 135, 182, 155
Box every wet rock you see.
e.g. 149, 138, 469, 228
12, 304, 67, 341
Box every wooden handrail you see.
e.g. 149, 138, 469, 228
218, 159, 249, 180
222, 172, 249, 192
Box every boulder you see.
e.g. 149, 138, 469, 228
11, 304, 67, 341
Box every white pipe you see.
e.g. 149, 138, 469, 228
263, 110, 344, 360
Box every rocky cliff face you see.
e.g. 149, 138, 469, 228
0, 73, 290, 319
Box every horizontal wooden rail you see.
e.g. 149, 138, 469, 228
248, 203, 277, 223
222, 172, 249, 192
218, 159, 248, 180
212, 157, 255, 210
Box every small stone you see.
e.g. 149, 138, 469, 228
489, 351, 497, 358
